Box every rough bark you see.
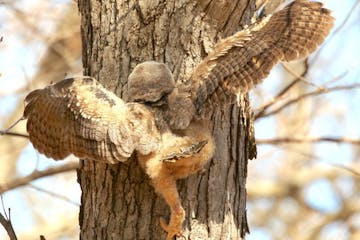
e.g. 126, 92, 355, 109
77, 0, 257, 239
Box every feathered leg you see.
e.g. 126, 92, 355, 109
138, 122, 214, 239
152, 171, 185, 240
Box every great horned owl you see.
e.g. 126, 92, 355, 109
23, 1, 333, 239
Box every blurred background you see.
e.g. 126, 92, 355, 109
0, 0, 359, 239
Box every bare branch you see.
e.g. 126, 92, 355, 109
254, 60, 309, 119
255, 0, 358, 120
281, 63, 325, 91
256, 82, 359, 119
0, 196, 7, 219
28, 184, 80, 206
257, 136, 360, 145
305, 200, 360, 240
0, 162, 79, 194
0, 116, 28, 138
0, 130, 29, 139
0, 199, 17, 240
328, 163, 360, 177
0, 213, 17, 240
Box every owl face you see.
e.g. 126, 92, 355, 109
127, 61, 175, 104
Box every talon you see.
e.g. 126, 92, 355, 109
160, 217, 169, 231
199, 167, 207, 175
162, 140, 208, 162
162, 153, 179, 162
190, 140, 208, 154
160, 216, 184, 240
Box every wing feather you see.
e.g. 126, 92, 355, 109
24, 77, 160, 163
189, 0, 334, 117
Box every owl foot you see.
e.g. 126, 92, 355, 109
160, 207, 185, 240
162, 140, 208, 162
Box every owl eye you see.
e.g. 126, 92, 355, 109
133, 99, 145, 103
146, 92, 170, 107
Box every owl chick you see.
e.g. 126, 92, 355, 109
24, 71, 215, 240
127, 62, 215, 239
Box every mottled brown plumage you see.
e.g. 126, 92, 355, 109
167, 0, 334, 129
23, 1, 333, 239
24, 77, 161, 163
128, 61, 175, 103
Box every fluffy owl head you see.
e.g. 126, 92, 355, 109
127, 61, 175, 103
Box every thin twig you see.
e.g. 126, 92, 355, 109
281, 63, 326, 91
29, 184, 80, 206
255, 60, 309, 119
0, 198, 17, 240
323, 71, 349, 86
256, 136, 360, 145
2, 116, 25, 131
0, 196, 7, 219
0, 213, 17, 240
256, 83, 360, 119
327, 163, 360, 177
0, 116, 28, 138
0, 162, 79, 194
255, 0, 358, 119
0, 130, 29, 138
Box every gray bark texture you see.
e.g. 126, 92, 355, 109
77, 0, 258, 239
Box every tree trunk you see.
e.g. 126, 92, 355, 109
77, 0, 257, 239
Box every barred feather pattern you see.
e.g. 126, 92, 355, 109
185, 0, 334, 119
24, 77, 160, 163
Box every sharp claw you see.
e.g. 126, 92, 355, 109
162, 140, 208, 162
160, 217, 168, 230
160, 217, 183, 240
199, 167, 207, 175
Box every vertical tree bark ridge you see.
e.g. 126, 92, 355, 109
78, 0, 257, 239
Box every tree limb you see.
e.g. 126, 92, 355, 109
0, 116, 28, 139
0, 210, 17, 240
327, 163, 360, 177
256, 83, 359, 119
257, 136, 360, 145
0, 130, 29, 139
254, 60, 309, 119
281, 62, 326, 91
0, 162, 79, 194
28, 184, 80, 206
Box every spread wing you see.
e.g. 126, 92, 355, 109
24, 77, 160, 164
167, 0, 334, 129
193, 0, 334, 116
